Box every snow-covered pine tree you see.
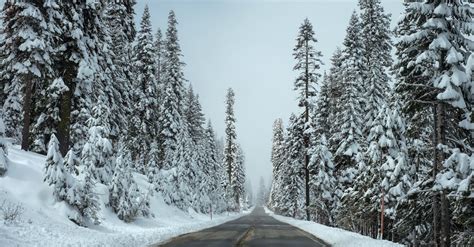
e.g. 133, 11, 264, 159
358, 0, 392, 135
129, 5, 158, 170
268, 118, 285, 211
67, 168, 101, 226
232, 144, 246, 211
308, 134, 336, 226
81, 94, 113, 185
362, 99, 410, 239
2, 79, 22, 143
293, 18, 323, 221
0, 115, 7, 176
313, 73, 331, 138
109, 143, 144, 222
204, 121, 227, 213
326, 48, 344, 150
103, 0, 136, 143
185, 85, 205, 144
280, 114, 306, 219
44, 134, 71, 201
154, 28, 164, 84
331, 12, 364, 221
0, 0, 58, 149
392, 2, 435, 244
223, 88, 238, 210
146, 141, 160, 188
158, 10, 187, 171
394, 1, 474, 245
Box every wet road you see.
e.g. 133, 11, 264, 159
154, 207, 329, 247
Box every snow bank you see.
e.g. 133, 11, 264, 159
264, 207, 404, 247
0, 148, 244, 247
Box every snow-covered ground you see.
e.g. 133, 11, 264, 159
264, 207, 404, 247
0, 148, 245, 247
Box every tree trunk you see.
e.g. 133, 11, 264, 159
304, 40, 311, 222
21, 76, 33, 151
433, 103, 451, 246
57, 62, 76, 156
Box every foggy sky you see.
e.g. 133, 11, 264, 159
137, 0, 404, 193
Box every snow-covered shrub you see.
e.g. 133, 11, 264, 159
0, 200, 24, 225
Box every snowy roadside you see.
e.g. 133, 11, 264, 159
0, 148, 247, 247
264, 207, 404, 247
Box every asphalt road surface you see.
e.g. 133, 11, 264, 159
155, 207, 329, 247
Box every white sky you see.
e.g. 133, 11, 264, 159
137, 0, 405, 193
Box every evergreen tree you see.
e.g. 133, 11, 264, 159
154, 28, 164, 84
326, 48, 344, 148
67, 169, 101, 226
0, 0, 58, 149
331, 12, 364, 212
158, 10, 187, 171
44, 135, 72, 201
394, 1, 474, 245
223, 88, 238, 210
130, 5, 159, 169
358, 0, 392, 134
280, 114, 306, 219
81, 94, 113, 185
293, 18, 323, 221
308, 134, 336, 226
185, 85, 205, 144
233, 144, 246, 210
204, 121, 226, 213
103, 0, 136, 143
109, 144, 144, 222
268, 118, 285, 211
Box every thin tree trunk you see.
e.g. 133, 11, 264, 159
433, 103, 441, 246
21, 76, 33, 151
304, 40, 311, 222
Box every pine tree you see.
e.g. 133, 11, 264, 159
103, 0, 136, 143
203, 121, 226, 213
130, 5, 159, 169
224, 88, 238, 210
185, 85, 205, 144
154, 28, 164, 84
30, 78, 67, 154
308, 134, 336, 226
326, 48, 344, 148
50, 1, 92, 154
81, 94, 113, 185
293, 18, 323, 221
268, 118, 285, 211
233, 144, 246, 210
280, 114, 306, 219
44, 134, 71, 201
146, 141, 160, 188
394, 1, 474, 245
331, 12, 364, 214
109, 144, 143, 222
0, 0, 58, 149
158, 10, 187, 171
358, 0, 392, 134
67, 169, 101, 226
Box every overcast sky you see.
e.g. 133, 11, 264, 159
136, 0, 404, 193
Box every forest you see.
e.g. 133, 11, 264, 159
268, 1, 473, 246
